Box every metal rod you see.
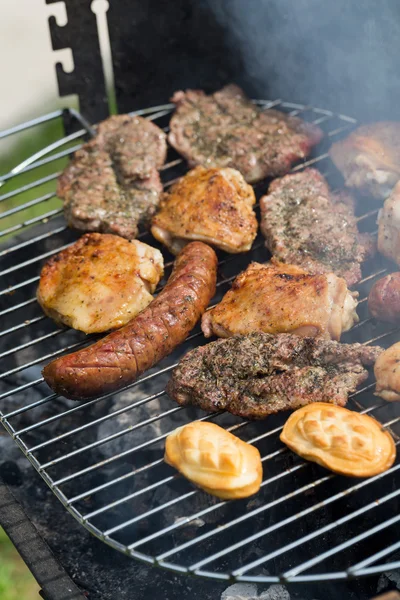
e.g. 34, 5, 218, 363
0, 208, 63, 239
0, 192, 56, 220
0, 225, 68, 257
0, 173, 59, 203
192, 464, 400, 575
283, 507, 400, 580
0, 110, 63, 140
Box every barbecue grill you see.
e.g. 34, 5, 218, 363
2, 1, 400, 599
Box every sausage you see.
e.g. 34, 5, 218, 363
43, 242, 217, 400
368, 272, 400, 323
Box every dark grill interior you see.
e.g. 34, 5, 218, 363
1, 100, 399, 585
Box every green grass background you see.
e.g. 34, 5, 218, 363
0, 528, 39, 599
0, 119, 75, 598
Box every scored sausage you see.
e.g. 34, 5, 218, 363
43, 242, 217, 400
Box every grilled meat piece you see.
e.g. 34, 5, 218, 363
368, 272, 400, 323
329, 123, 400, 200
58, 115, 167, 239
168, 85, 323, 183
151, 166, 257, 254
260, 169, 375, 286
167, 332, 382, 419
377, 180, 400, 266
202, 262, 359, 341
37, 233, 164, 334
43, 242, 217, 401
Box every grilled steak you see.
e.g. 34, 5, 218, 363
43, 242, 217, 400
58, 115, 167, 239
168, 85, 323, 183
260, 169, 375, 286
167, 332, 382, 419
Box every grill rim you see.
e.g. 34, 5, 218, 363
0, 101, 399, 584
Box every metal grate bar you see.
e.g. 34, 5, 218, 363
24, 388, 167, 443
0, 315, 46, 339
0, 172, 60, 203
113, 445, 295, 543
0, 192, 56, 220
0, 207, 63, 239
131, 402, 384, 555
2, 393, 58, 418
153, 468, 327, 560
83, 421, 253, 522
52, 412, 222, 486
0, 327, 64, 360
0, 110, 63, 140
0, 130, 87, 184
69, 391, 380, 509
37, 404, 183, 466
1, 102, 399, 583
0, 225, 68, 257
191, 462, 400, 575
283, 509, 400, 579
0, 275, 40, 297
0, 144, 82, 183
0, 337, 91, 381
0, 378, 44, 402
348, 539, 400, 573
0, 242, 72, 278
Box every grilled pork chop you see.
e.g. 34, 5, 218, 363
260, 169, 375, 286
168, 85, 323, 183
167, 333, 382, 419
58, 115, 167, 239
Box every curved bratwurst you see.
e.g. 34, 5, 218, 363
43, 242, 217, 400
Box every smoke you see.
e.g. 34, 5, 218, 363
204, 0, 400, 120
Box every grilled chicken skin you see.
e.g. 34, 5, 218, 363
329, 122, 400, 200
151, 166, 257, 254
43, 242, 217, 401
37, 233, 164, 334
377, 180, 400, 266
202, 262, 358, 341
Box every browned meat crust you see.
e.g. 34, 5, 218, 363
168, 85, 322, 183
329, 122, 400, 200
260, 168, 375, 286
58, 115, 167, 239
43, 242, 217, 400
167, 332, 382, 419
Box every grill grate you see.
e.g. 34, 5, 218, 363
0, 101, 399, 584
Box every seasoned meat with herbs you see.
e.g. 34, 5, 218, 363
151, 166, 257, 254
329, 123, 400, 200
168, 85, 323, 183
167, 332, 382, 419
202, 261, 359, 341
37, 233, 164, 334
260, 169, 375, 286
58, 114, 167, 239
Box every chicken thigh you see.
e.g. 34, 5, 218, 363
329, 123, 400, 200
378, 180, 400, 265
151, 166, 257, 254
201, 262, 359, 341
37, 233, 164, 334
